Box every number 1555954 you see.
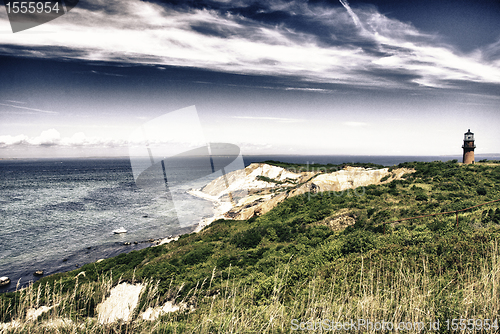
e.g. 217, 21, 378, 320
5, 2, 60, 14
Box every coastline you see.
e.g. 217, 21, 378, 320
1, 188, 218, 293
1, 160, 422, 293
190, 189, 234, 233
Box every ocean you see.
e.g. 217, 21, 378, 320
1, 154, 498, 292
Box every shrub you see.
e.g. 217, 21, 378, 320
416, 193, 428, 201
341, 230, 376, 254
183, 244, 214, 265
380, 175, 390, 182
477, 187, 487, 196
231, 227, 266, 249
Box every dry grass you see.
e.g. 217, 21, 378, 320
1, 242, 500, 333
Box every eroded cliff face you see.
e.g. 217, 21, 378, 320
196, 163, 414, 221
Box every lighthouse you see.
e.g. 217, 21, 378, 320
462, 129, 475, 164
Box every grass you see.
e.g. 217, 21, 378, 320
1, 160, 500, 333
2, 239, 500, 333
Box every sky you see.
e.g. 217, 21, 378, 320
0, 0, 499, 158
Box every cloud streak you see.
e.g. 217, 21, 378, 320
339, 0, 362, 28
0, 129, 125, 148
0, 103, 58, 114
0, 0, 499, 90
0, 129, 209, 149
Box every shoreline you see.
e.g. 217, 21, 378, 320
1, 189, 217, 294
158, 188, 233, 244
0, 240, 155, 293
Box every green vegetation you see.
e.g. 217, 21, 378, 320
262, 160, 386, 172
255, 175, 296, 185
479, 159, 500, 163
2, 160, 500, 333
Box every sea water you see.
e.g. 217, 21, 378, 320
0, 158, 214, 291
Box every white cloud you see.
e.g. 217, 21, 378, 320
0, 129, 208, 150
0, 0, 499, 89
0, 134, 29, 146
60, 132, 89, 146
30, 129, 61, 146
0, 129, 124, 148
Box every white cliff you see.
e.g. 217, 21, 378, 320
190, 163, 414, 223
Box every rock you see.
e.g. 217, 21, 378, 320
0, 276, 10, 287
134, 241, 138, 244
26, 305, 58, 321
97, 283, 144, 324
149, 238, 155, 242
62, 258, 68, 262
34, 270, 44, 276
321, 209, 357, 231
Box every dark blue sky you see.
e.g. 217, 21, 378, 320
355, 0, 500, 52
0, 0, 499, 157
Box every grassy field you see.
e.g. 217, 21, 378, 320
1, 160, 500, 333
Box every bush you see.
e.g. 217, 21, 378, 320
182, 244, 214, 265
416, 193, 428, 201
341, 230, 376, 254
231, 227, 265, 249
477, 187, 487, 196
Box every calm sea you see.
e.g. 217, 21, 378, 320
0, 154, 498, 292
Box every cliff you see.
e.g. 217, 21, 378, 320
196, 163, 414, 220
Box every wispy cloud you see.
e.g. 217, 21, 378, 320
0, 0, 499, 90
0, 103, 58, 114
0, 129, 209, 149
90, 70, 126, 77
0, 129, 125, 148
284, 87, 335, 93
339, 0, 362, 28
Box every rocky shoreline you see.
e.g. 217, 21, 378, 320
0, 231, 192, 294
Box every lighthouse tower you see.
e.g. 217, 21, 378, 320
462, 129, 475, 164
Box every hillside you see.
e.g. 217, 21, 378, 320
1, 160, 500, 333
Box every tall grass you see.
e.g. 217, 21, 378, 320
2, 241, 499, 333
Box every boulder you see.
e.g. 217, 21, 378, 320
0, 276, 10, 287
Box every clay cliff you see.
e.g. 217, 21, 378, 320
195, 163, 414, 221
